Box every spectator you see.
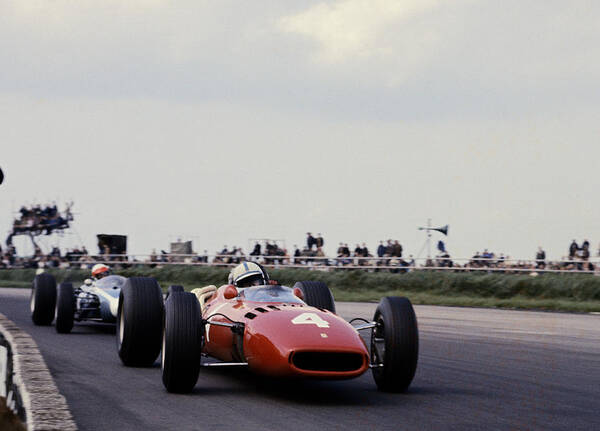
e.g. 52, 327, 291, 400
293, 245, 301, 264
342, 243, 350, 257
581, 241, 590, 269
535, 246, 546, 269
393, 241, 403, 258
199, 250, 208, 263
377, 241, 385, 258
306, 232, 316, 250
315, 246, 326, 265
569, 240, 579, 259
361, 242, 369, 257
582, 239, 590, 251
336, 242, 344, 265
436, 251, 452, 268
316, 233, 324, 248
250, 242, 261, 257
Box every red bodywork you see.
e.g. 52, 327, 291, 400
202, 285, 369, 379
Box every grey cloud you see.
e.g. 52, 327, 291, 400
1, 1, 599, 121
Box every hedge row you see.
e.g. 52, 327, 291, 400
2, 267, 600, 302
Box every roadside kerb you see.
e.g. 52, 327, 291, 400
0, 313, 77, 431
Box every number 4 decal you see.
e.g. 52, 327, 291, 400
291, 312, 330, 328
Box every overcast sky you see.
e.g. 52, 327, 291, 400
1, 0, 599, 261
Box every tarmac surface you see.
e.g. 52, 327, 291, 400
1, 287, 599, 430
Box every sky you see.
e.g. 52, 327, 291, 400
1, 0, 599, 261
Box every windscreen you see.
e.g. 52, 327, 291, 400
95, 275, 127, 292
239, 285, 305, 304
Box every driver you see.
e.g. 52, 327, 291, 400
228, 261, 270, 288
91, 263, 111, 280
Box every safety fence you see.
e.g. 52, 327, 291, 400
0, 328, 25, 423
40, 254, 600, 275
0, 314, 77, 430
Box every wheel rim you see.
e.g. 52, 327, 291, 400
118, 304, 124, 347
30, 291, 36, 313
371, 315, 386, 369
161, 328, 166, 370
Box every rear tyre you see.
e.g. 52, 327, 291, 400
166, 285, 184, 300
55, 283, 75, 333
162, 292, 202, 393
31, 273, 57, 325
117, 277, 164, 366
294, 281, 336, 313
371, 296, 419, 392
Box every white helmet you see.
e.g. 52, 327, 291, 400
228, 262, 269, 287
91, 263, 111, 279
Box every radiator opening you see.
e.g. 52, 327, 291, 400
291, 351, 364, 372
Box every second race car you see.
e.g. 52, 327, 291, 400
30, 264, 162, 334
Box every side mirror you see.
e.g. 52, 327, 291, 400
84, 278, 93, 286
223, 285, 238, 300
293, 287, 304, 300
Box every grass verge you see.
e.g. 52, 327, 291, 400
2, 267, 600, 312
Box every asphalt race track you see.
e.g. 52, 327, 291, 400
1, 287, 599, 430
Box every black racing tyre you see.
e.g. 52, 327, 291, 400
371, 296, 419, 392
117, 277, 164, 367
31, 273, 57, 325
166, 285, 184, 300
161, 292, 202, 393
293, 281, 336, 313
55, 283, 75, 333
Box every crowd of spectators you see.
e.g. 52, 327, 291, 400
212, 246, 245, 264
10, 203, 73, 237
565, 239, 594, 271
2, 234, 600, 274
0, 243, 92, 270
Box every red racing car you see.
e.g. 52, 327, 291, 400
115, 262, 418, 393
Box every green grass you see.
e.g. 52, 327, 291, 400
2, 266, 600, 312
330, 288, 600, 312
0, 280, 29, 288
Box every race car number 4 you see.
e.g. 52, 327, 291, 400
291, 312, 330, 328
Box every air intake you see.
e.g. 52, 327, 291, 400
291, 352, 364, 372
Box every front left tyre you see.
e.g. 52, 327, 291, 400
31, 273, 57, 325
117, 277, 164, 367
294, 280, 336, 313
55, 282, 75, 333
161, 291, 202, 393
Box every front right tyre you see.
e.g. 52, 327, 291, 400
55, 282, 75, 333
371, 296, 419, 392
162, 291, 202, 393
31, 273, 57, 326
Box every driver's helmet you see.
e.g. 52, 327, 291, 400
228, 261, 269, 288
91, 263, 111, 280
